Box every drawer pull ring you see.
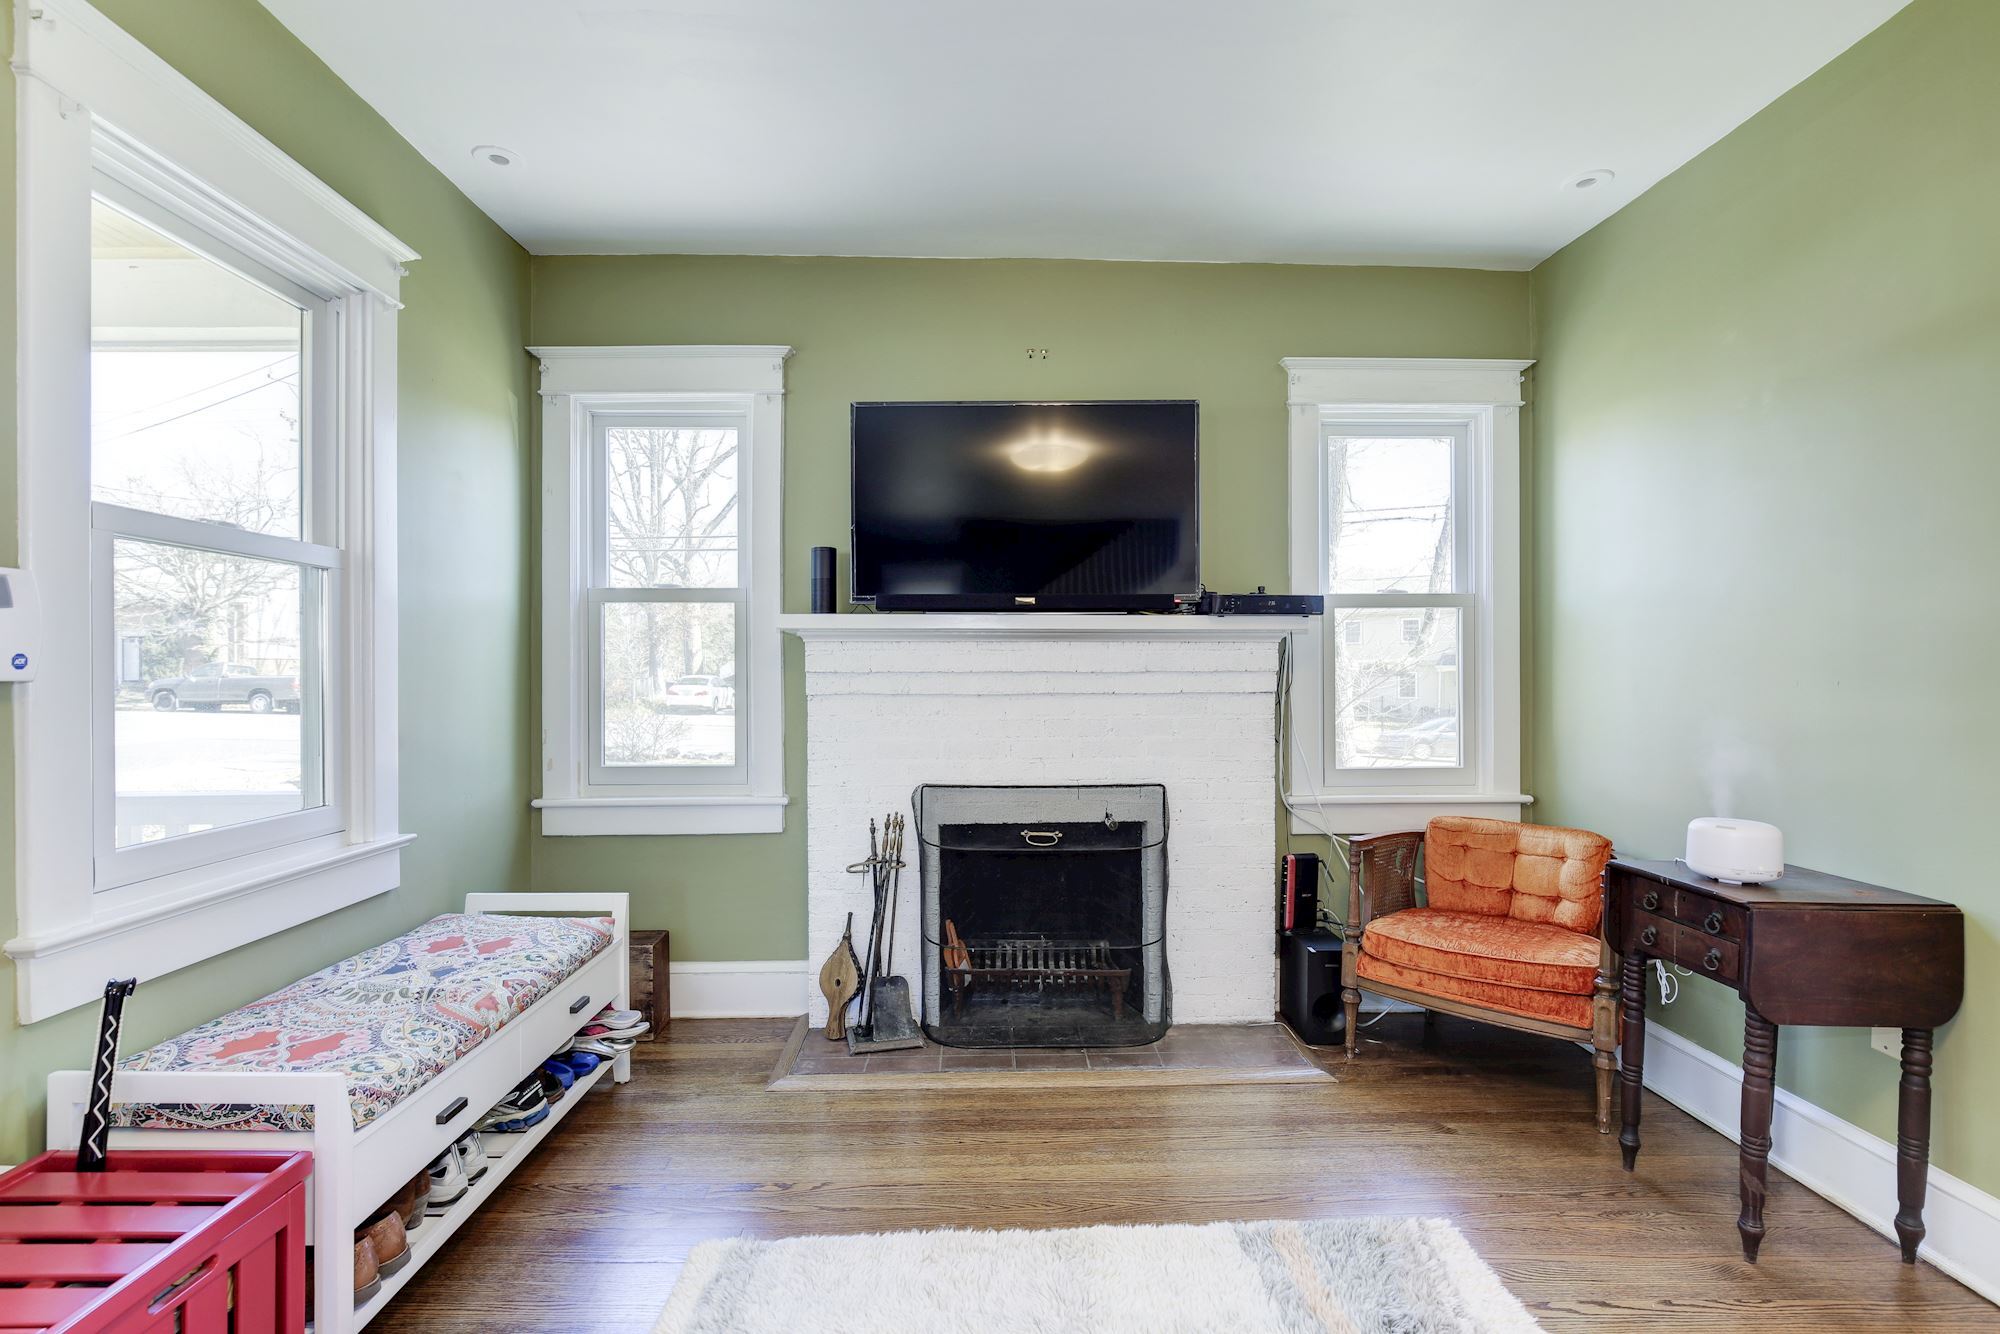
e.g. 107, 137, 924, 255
1640, 891, 1660, 911
1639, 926, 1658, 948
569, 994, 591, 1015
1021, 829, 1062, 847
436, 1096, 468, 1125
1704, 911, 1725, 934
1703, 948, 1722, 972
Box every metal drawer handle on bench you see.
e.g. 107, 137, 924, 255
569, 994, 592, 1014
436, 1096, 468, 1125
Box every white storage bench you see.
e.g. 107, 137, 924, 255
45, 892, 630, 1334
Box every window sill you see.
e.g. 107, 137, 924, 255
1284, 792, 1534, 837
4, 834, 411, 1023
533, 794, 790, 837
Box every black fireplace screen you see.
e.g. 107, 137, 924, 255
915, 784, 1169, 1048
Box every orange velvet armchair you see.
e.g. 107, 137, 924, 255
1341, 816, 1620, 1132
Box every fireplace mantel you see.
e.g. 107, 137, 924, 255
778, 612, 1310, 641
795, 623, 1283, 1028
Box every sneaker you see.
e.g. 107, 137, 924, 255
453, 1131, 489, 1183
475, 1076, 549, 1133
564, 1035, 632, 1059
536, 1068, 568, 1106
579, 1020, 650, 1040
425, 1150, 469, 1214
593, 1007, 643, 1028
486, 1100, 551, 1133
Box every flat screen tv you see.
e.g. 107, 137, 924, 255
850, 400, 1200, 612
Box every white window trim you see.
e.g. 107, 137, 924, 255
6, 0, 415, 1023
1282, 358, 1531, 836
531, 347, 791, 836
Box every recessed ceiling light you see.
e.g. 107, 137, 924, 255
1563, 168, 1616, 192
472, 145, 519, 168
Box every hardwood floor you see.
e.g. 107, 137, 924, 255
375, 1015, 1996, 1333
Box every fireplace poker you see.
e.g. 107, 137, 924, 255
852, 818, 886, 1035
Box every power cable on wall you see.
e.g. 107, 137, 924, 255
1275, 635, 1394, 1031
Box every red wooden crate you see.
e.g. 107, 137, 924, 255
0, 1150, 310, 1334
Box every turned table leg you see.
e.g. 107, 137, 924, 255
1618, 951, 1649, 1170
1895, 1028, 1934, 1263
1738, 1008, 1779, 1261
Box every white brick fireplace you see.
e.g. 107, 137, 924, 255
782, 614, 1308, 1029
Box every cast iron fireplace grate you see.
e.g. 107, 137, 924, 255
915, 784, 1169, 1048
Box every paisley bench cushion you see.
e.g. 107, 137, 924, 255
115, 912, 613, 1132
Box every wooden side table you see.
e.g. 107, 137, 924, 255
1605, 859, 1962, 1263
630, 929, 670, 1040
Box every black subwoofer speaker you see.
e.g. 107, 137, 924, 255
1279, 928, 1346, 1047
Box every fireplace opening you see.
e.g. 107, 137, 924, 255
916, 784, 1169, 1048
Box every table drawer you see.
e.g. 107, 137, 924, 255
1624, 909, 1679, 956
1670, 889, 1745, 941
1624, 909, 1743, 986
1676, 930, 1740, 984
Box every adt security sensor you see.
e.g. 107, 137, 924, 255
0, 569, 41, 681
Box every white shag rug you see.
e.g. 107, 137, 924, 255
655, 1217, 1543, 1334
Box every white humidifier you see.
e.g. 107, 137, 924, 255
1684, 818, 1784, 885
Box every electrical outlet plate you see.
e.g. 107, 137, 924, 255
1871, 1027, 1901, 1058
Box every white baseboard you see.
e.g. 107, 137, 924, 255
1642, 1025, 1999, 1304
668, 959, 808, 1018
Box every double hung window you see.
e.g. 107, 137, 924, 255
1282, 359, 1530, 834
534, 347, 790, 837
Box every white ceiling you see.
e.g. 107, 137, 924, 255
259, 0, 1908, 269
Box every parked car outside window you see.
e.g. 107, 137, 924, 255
1373, 714, 1458, 762
663, 674, 735, 713
148, 662, 302, 714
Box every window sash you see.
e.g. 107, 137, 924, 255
585, 587, 749, 787
590, 410, 746, 593
1323, 419, 1470, 598
1324, 596, 1474, 779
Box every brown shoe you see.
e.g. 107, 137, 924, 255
400, 1176, 428, 1240
358, 1209, 409, 1278
304, 1236, 385, 1312
404, 1170, 430, 1231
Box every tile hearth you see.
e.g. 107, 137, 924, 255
768, 1021, 1332, 1090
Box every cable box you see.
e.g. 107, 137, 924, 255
1198, 590, 1323, 616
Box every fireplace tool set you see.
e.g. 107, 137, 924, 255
833, 813, 923, 1053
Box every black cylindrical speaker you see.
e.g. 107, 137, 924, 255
1279, 928, 1346, 1047
809, 546, 836, 614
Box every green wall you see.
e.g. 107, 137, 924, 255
1529, 0, 1998, 1193
0, 1, 536, 1163
526, 257, 1531, 959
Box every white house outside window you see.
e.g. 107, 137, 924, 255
1283, 359, 1529, 835
535, 347, 790, 836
